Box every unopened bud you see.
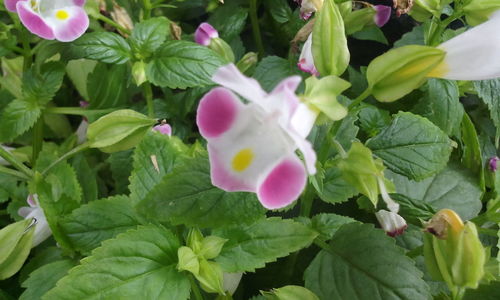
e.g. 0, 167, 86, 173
209, 38, 235, 63
236, 52, 258, 75
375, 210, 407, 237
489, 156, 499, 171
153, 120, 172, 136
195, 23, 219, 46
132, 61, 147, 86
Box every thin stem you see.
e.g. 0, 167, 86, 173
0, 147, 33, 178
20, 28, 32, 72
45, 107, 115, 116
348, 88, 371, 110
97, 15, 131, 35
143, 82, 155, 118
32, 118, 44, 167
0, 165, 30, 181
299, 183, 316, 217
143, 0, 153, 20
41, 143, 90, 176
189, 275, 204, 300
452, 286, 465, 300
249, 0, 265, 57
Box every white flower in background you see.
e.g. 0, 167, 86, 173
18, 194, 52, 247
297, 34, 319, 77
375, 177, 407, 237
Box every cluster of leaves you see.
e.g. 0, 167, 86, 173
0, 0, 499, 299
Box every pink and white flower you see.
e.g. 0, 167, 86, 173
196, 64, 317, 209
298, 34, 319, 77
375, 209, 407, 237
195, 22, 219, 46
374, 5, 392, 27
17, 194, 52, 247
153, 121, 172, 136
5, 0, 89, 42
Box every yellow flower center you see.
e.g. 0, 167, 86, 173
232, 148, 254, 172
55, 10, 70, 20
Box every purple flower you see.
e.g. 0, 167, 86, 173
195, 22, 219, 46
374, 5, 392, 27
18, 194, 52, 247
375, 210, 407, 237
489, 156, 499, 171
297, 34, 319, 76
153, 121, 172, 136
6, 0, 89, 42
196, 64, 317, 209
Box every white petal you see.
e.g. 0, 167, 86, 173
29, 207, 52, 247
223, 272, 243, 294
297, 34, 319, 76
435, 13, 500, 80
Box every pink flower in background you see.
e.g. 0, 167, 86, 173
489, 156, 499, 171
195, 22, 219, 46
294, 0, 321, 20
374, 5, 392, 27
197, 64, 317, 209
5, 0, 89, 42
298, 34, 319, 76
18, 194, 52, 247
153, 121, 172, 136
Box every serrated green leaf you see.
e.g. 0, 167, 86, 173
317, 162, 358, 204
59, 196, 142, 254
146, 40, 225, 89
386, 163, 482, 220
391, 194, 436, 225
310, 213, 357, 241
412, 79, 464, 136
208, 5, 248, 40
304, 223, 431, 300
20, 260, 76, 300
22, 63, 65, 105
366, 112, 452, 180
214, 218, 317, 272
137, 155, 266, 228
0, 99, 42, 142
358, 104, 391, 137
130, 17, 170, 58
43, 225, 190, 300
474, 79, 500, 144
72, 32, 132, 64
129, 132, 188, 204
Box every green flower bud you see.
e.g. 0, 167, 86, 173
87, 109, 156, 153
187, 228, 204, 254
463, 0, 500, 26
409, 0, 441, 22
261, 285, 319, 300
199, 236, 227, 260
423, 209, 486, 291
366, 45, 445, 102
177, 246, 200, 275
312, 0, 350, 76
0, 219, 35, 280
132, 61, 147, 86
209, 38, 235, 63
236, 52, 258, 75
195, 259, 225, 295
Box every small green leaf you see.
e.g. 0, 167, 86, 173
263, 285, 319, 300
317, 161, 358, 204
146, 40, 225, 89
177, 246, 200, 275
474, 78, 500, 145
72, 32, 132, 64
87, 63, 128, 112
0, 99, 41, 142
22, 62, 65, 105
461, 113, 485, 190
214, 218, 317, 272
130, 17, 170, 58
59, 196, 143, 254
366, 112, 452, 180
43, 225, 190, 300
200, 236, 227, 260
358, 104, 391, 137
20, 260, 76, 300
304, 223, 431, 300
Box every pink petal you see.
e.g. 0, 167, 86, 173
374, 5, 392, 27
194, 22, 219, 46
212, 64, 267, 105
4, 0, 22, 12
208, 144, 255, 192
73, 0, 86, 6
17, 1, 55, 40
257, 156, 307, 209
153, 123, 172, 136
51, 7, 89, 42
197, 87, 242, 139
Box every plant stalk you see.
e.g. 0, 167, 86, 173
189, 275, 204, 300
249, 0, 265, 57
97, 15, 131, 35
143, 82, 155, 118
0, 146, 33, 178
41, 143, 90, 176
0, 165, 30, 181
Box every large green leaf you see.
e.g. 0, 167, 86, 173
43, 225, 190, 300
22, 63, 65, 105
20, 260, 76, 300
253, 56, 302, 92
304, 223, 431, 300
137, 155, 266, 228
0, 99, 41, 142
463, 281, 500, 300
146, 40, 225, 89
129, 132, 189, 204
366, 112, 452, 180
87, 63, 128, 111
386, 163, 482, 220
129, 17, 170, 58
317, 162, 358, 204
72, 32, 132, 64
412, 79, 464, 136
474, 78, 500, 143
59, 196, 143, 254
214, 217, 317, 272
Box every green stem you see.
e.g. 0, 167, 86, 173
20, 28, 32, 71
143, 82, 155, 118
0, 165, 30, 181
143, 0, 152, 20
0, 147, 33, 178
348, 88, 371, 110
45, 107, 115, 116
32, 118, 44, 166
249, 0, 265, 57
97, 15, 131, 35
189, 275, 204, 300
452, 286, 465, 300
41, 143, 90, 176
299, 183, 316, 217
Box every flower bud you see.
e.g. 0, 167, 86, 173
236, 52, 258, 75
87, 109, 156, 153
375, 210, 407, 237
209, 38, 235, 63
153, 120, 172, 136
199, 236, 227, 260
196, 259, 225, 294
195, 23, 219, 46
132, 61, 147, 86
298, 34, 319, 76
463, 0, 500, 26
374, 5, 392, 27
295, 0, 324, 20
423, 209, 486, 290
489, 156, 499, 171
177, 246, 200, 274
